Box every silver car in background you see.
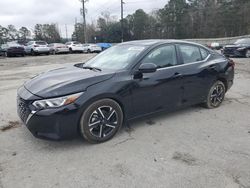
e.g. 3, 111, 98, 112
83, 44, 102, 53
25, 41, 50, 55
65, 41, 84, 53
48, 43, 69, 54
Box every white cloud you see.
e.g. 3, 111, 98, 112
0, 0, 168, 38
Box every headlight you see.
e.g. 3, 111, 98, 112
237, 47, 246, 51
32, 92, 83, 110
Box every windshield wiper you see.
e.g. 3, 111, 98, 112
82, 66, 102, 72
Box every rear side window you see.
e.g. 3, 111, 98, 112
200, 48, 209, 60
142, 45, 177, 68
179, 45, 202, 64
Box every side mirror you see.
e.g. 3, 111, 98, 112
139, 63, 157, 73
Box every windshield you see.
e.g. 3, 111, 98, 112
83, 45, 145, 70
234, 38, 250, 45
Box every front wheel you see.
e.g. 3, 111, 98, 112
204, 81, 226, 109
80, 99, 123, 143
245, 49, 250, 58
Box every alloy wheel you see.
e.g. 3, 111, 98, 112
88, 106, 118, 138
210, 83, 225, 107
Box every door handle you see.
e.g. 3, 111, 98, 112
208, 65, 216, 70
172, 72, 182, 78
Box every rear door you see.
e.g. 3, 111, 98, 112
176, 44, 216, 105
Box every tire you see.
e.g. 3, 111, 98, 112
80, 99, 123, 143
245, 49, 250, 58
204, 81, 226, 109
69, 48, 73, 53
31, 49, 36, 56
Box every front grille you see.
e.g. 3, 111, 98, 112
17, 97, 31, 123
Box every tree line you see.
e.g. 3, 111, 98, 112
0, 24, 61, 44
82, 0, 250, 43
0, 0, 250, 44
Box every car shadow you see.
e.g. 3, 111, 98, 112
31, 104, 206, 149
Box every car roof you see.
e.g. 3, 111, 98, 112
119, 39, 206, 47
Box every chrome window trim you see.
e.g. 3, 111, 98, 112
156, 54, 211, 71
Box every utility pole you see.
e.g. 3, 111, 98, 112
81, 0, 88, 43
65, 24, 68, 41
121, 0, 124, 42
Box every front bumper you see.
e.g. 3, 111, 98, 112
17, 87, 81, 140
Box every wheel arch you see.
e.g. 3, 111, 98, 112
217, 77, 228, 91
76, 94, 127, 134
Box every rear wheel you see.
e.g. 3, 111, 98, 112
204, 81, 226, 109
80, 99, 123, 143
245, 49, 250, 58
31, 49, 36, 56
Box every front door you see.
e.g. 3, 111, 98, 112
130, 44, 183, 118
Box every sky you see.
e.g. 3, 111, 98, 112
0, 0, 168, 38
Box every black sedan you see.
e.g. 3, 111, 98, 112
1, 43, 25, 57
17, 40, 234, 143
222, 38, 250, 58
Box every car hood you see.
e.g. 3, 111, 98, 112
24, 65, 115, 98
224, 44, 247, 48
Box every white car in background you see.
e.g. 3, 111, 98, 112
48, 43, 69, 54
65, 41, 84, 53
25, 41, 50, 55
83, 44, 102, 53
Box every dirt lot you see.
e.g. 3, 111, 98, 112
0, 54, 250, 188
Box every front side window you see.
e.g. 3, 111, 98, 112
142, 45, 177, 68
179, 45, 202, 64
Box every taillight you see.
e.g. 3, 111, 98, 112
229, 59, 235, 68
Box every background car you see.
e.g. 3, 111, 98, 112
25, 41, 50, 55
65, 41, 84, 53
1, 43, 25, 57
0, 46, 4, 57
48, 43, 69, 55
210, 42, 223, 50
83, 44, 102, 53
222, 38, 250, 58
97, 43, 112, 51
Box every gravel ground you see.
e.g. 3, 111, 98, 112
0, 54, 250, 188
